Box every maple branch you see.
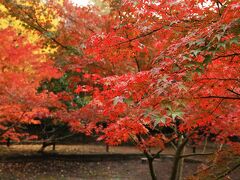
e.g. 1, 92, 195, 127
199, 96, 240, 100
2, 2, 82, 55
24, 13, 83, 56
212, 53, 240, 61
66, 14, 96, 34
170, 141, 177, 151
134, 57, 141, 72
8, 4, 66, 49
153, 149, 163, 159
216, 162, 240, 180
216, 1, 222, 16
0, 111, 27, 137
114, 26, 165, 46
210, 98, 224, 115
0, 124, 15, 136
198, 78, 240, 82
53, 133, 75, 141
136, 134, 153, 159
180, 152, 214, 158
192, 164, 214, 176
18, 133, 74, 144
227, 89, 240, 96
31, 16, 67, 49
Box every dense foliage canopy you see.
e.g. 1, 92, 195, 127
0, 0, 239, 179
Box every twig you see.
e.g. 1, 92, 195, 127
199, 96, 240, 100
180, 152, 214, 158
227, 89, 240, 96
216, 162, 240, 179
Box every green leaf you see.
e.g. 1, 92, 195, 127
172, 64, 180, 72
153, 115, 166, 127
191, 49, 201, 56
196, 38, 205, 46
66, 46, 83, 56
160, 100, 172, 109
184, 61, 200, 68
44, 32, 55, 38
182, 72, 193, 81
215, 34, 222, 41
195, 66, 204, 75
158, 74, 169, 83
171, 111, 183, 120
183, 54, 191, 61
217, 42, 226, 49
163, 25, 170, 29
123, 98, 133, 105
203, 55, 212, 65
221, 24, 228, 32
187, 41, 196, 48
166, 107, 184, 119
113, 96, 123, 106
175, 99, 186, 108
230, 37, 239, 45
178, 84, 187, 91
144, 108, 152, 117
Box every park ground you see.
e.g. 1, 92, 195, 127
0, 144, 239, 180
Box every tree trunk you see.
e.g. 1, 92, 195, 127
171, 146, 182, 179
6, 137, 11, 147
170, 135, 188, 180
147, 157, 157, 180
52, 142, 56, 151
106, 144, 109, 152
177, 146, 185, 180
38, 142, 46, 153
202, 137, 208, 153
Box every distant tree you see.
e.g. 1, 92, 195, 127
0, 27, 62, 143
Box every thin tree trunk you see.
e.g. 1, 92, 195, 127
39, 142, 46, 153
147, 157, 157, 180
171, 148, 181, 180
170, 135, 189, 180
6, 137, 11, 147
177, 145, 185, 180
52, 142, 56, 151
106, 144, 109, 152
171, 136, 182, 180
218, 143, 223, 151
202, 137, 208, 153
136, 135, 157, 180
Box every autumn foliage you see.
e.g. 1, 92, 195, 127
0, 0, 239, 179
0, 26, 63, 141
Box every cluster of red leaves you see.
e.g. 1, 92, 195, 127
0, 0, 239, 154
0, 28, 63, 142
73, 0, 240, 151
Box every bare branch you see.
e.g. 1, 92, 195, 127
216, 162, 240, 180
180, 152, 214, 158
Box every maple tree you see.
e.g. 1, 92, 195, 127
0, 26, 64, 144
80, 1, 239, 179
0, 0, 239, 179
0, 0, 84, 149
